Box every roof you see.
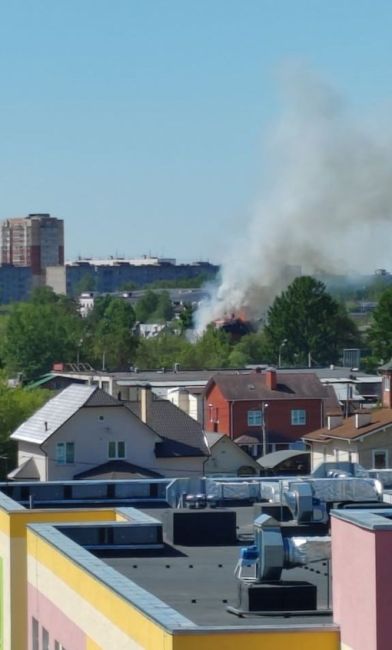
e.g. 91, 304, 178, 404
379, 359, 392, 371
205, 432, 224, 448
7, 457, 40, 480
257, 449, 310, 468
234, 433, 262, 445
206, 371, 328, 401
303, 408, 392, 442
11, 384, 120, 444
103, 505, 333, 627
74, 460, 162, 480
126, 398, 209, 457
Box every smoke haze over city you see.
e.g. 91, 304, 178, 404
195, 65, 392, 332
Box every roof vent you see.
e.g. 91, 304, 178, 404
248, 384, 255, 390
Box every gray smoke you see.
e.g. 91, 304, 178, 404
195, 65, 392, 332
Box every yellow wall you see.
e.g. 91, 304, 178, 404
27, 527, 340, 650
171, 630, 340, 650
0, 506, 116, 650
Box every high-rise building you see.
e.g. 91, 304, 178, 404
0, 213, 64, 285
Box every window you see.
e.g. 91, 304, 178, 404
32, 618, 39, 650
385, 376, 391, 392
42, 627, 49, 650
247, 410, 263, 426
373, 449, 388, 469
108, 441, 126, 459
56, 442, 74, 464
291, 409, 306, 426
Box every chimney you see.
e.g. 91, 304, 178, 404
382, 370, 392, 408
327, 414, 344, 430
265, 368, 277, 391
140, 385, 152, 424
355, 412, 372, 429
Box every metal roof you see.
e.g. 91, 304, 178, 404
257, 449, 310, 468
11, 384, 97, 444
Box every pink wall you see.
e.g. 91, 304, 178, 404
331, 516, 377, 650
28, 583, 85, 650
375, 531, 392, 649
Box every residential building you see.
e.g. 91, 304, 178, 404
0, 265, 32, 303
204, 432, 261, 476
9, 384, 209, 480
303, 409, 392, 471
303, 363, 392, 471
66, 258, 218, 294
0, 213, 64, 286
204, 368, 338, 456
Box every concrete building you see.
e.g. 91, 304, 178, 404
65, 258, 218, 294
1, 474, 392, 649
0, 265, 32, 303
0, 213, 64, 286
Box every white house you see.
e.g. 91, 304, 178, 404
204, 432, 260, 477
9, 384, 209, 481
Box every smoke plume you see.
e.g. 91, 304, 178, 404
195, 65, 392, 332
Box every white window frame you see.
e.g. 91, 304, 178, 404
291, 409, 307, 426
372, 449, 389, 469
108, 441, 126, 459
247, 410, 263, 427
56, 442, 75, 464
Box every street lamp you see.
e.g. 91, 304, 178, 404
278, 339, 288, 368
262, 402, 269, 457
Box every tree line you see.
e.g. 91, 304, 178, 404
1, 276, 392, 384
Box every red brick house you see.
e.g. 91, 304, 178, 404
204, 368, 336, 457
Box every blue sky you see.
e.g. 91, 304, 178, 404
0, 1, 391, 262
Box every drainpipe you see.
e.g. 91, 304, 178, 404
230, 400, 235, 440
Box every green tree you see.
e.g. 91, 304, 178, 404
133, 334, 192, 370
181, 326, 232, 369
3, 290, 83, 381
151, 291, 174, 322
0, 380, 52, 476
87, 297, 137, 370
134, 290, 159, 323
264, 276, 360, 366
227, 331, 273, 367
367, 287, 392, 363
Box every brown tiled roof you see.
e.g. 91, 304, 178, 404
303, 408, 392, 442
206, 372, 328, 401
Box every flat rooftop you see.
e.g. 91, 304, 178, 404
98, 506, 332, 628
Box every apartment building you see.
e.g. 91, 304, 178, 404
0, 213, 64, 286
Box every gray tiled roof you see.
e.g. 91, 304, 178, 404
11, 384, 109, 444
126, 399, 209, 457
74, 460, 162, 480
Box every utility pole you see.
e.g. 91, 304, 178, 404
262, 403, 269, 456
